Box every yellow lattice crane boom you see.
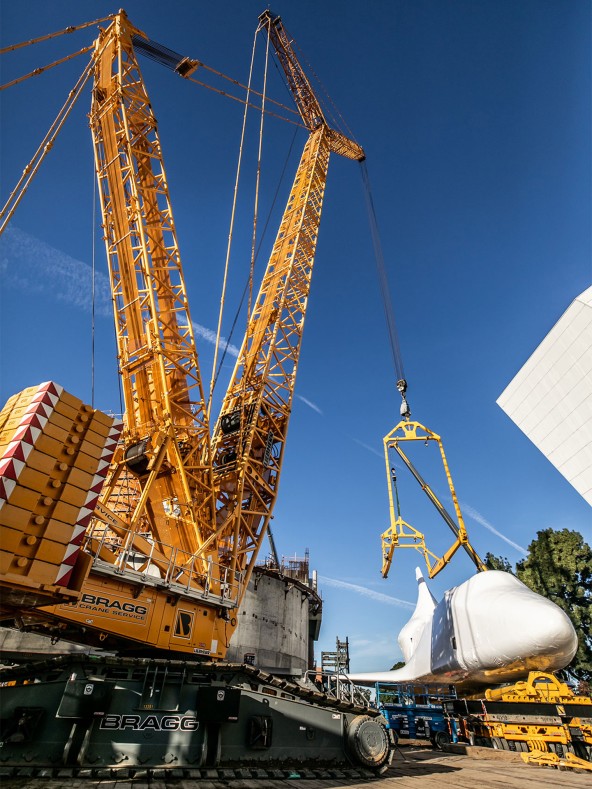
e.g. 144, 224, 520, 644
1, 11, 364, 659
29, 12, 229, 657
90, 12, 216, 563
260, 11, 365, 161
211, 10, 365, 600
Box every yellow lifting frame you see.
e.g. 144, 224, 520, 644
381, 420, 487, 579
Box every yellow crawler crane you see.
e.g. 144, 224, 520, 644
0, 10, 364, 658
0, 11, 396, 777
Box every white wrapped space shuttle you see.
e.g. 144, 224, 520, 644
347, 569, 578, 688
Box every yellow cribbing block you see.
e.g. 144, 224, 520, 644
51, 500, 84, 526
0, 578, 42, 599
41, 421, 72, 444
0, 526, 24, 554
0, 503, 31, 530
52, 398, 89, 423
4, 485, 44, 512
41, 410, 76, 433
2, 518, 74, 551
77, 426, 114, 450
65, 447, 104, 474
33, 537, 75, 565
0, 389, 36, 433
71, 438, 105, 460
16, 466, 58, 497
54, 485, 88, 509
27, 558, 61, 585
65, 466, 96, 493
43, 518, 83, 544
16, 446, 61, 477
57, 389, 87, 410
0, 550, 16, 575
91, 409, 120, 429
7, 432, 64, 461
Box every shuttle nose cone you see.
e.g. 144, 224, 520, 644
515, 590, 578, 664
453, 571, 578, 672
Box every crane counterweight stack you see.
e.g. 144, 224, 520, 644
0, 382, 122, 609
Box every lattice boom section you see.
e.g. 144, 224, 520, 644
91, 28, 207, 441
0, 382, 122, 609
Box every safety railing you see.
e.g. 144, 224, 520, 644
82, 520, 242, 606
304, 670, 369, 707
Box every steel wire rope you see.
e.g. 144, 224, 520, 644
0, 43, 104, 236
0, 44, 95, 91
207, 26, 261, 417
91, 153, 97, 408
360, 161, 408, 399
246, 23, 272, 323
236, 20, 272, 466
209, 128, 300, 401
290, 36, 360, 148
184, 69, 302, 127
131, 34, 302, 126
0, 15, 115, 55
207, 39, 303, 400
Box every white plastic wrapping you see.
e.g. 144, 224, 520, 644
347, 569, 578, 687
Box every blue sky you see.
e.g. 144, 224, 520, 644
1, 0, 590, 671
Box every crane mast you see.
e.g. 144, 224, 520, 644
90, 12, 216, 558
34, 13, 235, 657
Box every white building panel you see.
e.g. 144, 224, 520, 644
497, 286, 592, 506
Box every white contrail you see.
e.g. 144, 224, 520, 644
296, 394, 323, 414
318, 575, 414, 609
0, 227, 242, 358
1, 226, 112, 316
192, 322, 240, 358
460, 500, 527, 555
350, 436, 383, 458
294, 396, 384, 455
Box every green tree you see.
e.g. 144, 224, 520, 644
515, 528, 592, 682
390, 660, 405, 671
484, 553, 514, 573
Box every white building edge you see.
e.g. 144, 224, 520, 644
497, 285, 592, 506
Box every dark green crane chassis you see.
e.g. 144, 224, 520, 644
0, 656, 394, 776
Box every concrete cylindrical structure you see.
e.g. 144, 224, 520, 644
226, 566, 322, 675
